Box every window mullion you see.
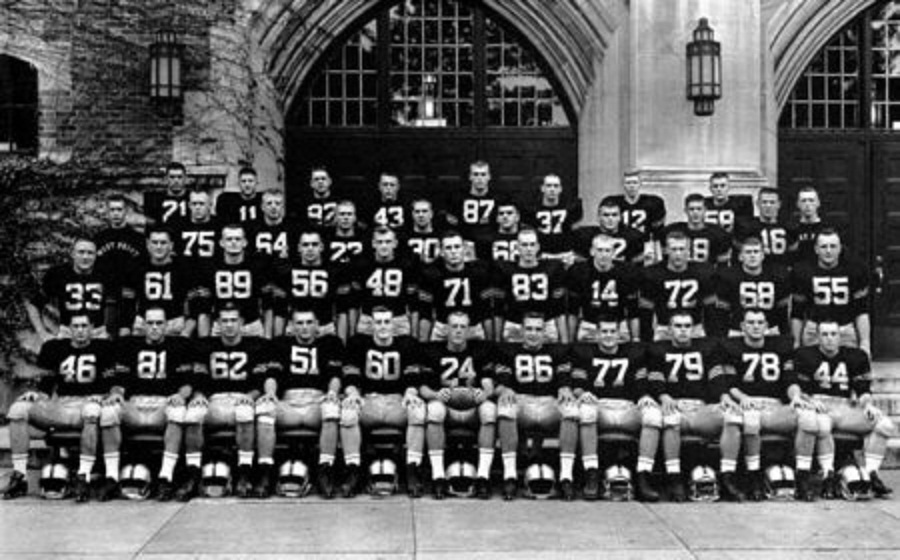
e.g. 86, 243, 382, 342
861, 9, 873, 130
377, 8, 392, 132
473, 6, 486, 129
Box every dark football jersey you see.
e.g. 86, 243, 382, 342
475, 230, 520, 263
493, 343, 571, 397
575, 226, 645, 264
526, 200, 583, 255
569, 342, 648, 401
406, 230, 442, 265
791, 259, 870, 325
266, 335, 344, 393
640, 263, 715, 325
733, 218, 798, 268
325, 231, 368, 267
794, 345, 871, 398
493, 260, 567, 323
715, 264, 791, 331
41, 265, 111, 327
566, 261, 640, 323
342, 335, 422, 394
417, 260, 493, 324
662, 223, 732, 265
215, 192, 262, 225
37, 339, 117, 396
704, 195, 754, 233
247, 220, 298, 264
300, 193, 340, 229
349, 256, 418, 316
720, 336, 796, 400
419, 341, 495, 391
195, 256, 274, 323
446, 190, 504, 246
646, 338, 725, 402
113, 336, 195, 396
793, 220, 832, 264
173, 218, 221, 264
93, 226, 146, 288
124, 258, 193, 319
276, 261, 350, 322
366, 196, 410, 232
194, 337, 270, 394
144, 189, 190, 225
607, 194, 666, 240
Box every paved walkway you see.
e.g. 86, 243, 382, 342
2, 472, 900, 559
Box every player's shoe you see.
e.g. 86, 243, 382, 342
156, 478, 175, 502
746, 470, 766, 501
96, 478, 121, 502
1, 471, 28, 500
559, 479, 575, 501
432, 478, 447, 500
234, 465, 253, 498
317, 463, 335, 499
794, 469, 815, 502
175, 466, 201, 502
253, 464, 274, 499
406, 463, 423, 498
720, 472, 746, 502
636, 471, 660, 502
583, 468, 600, 501
666, 473, 686, 503
821, 471, 839, 500
342, 464, 360, 498
475, 477, 491, 500
870, 471, 893, 498
74, 474, 90, 503
502, 478, 517, 501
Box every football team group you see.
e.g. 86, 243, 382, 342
1, 160, 895, 504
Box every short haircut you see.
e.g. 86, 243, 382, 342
684, 193, 706, 207
757, 187, 780, 200
146, 225, 175, 240
166, 162, 186, 175
709, 172, 729, 182
665, 229, 689, 245
106, 193, 127, 205
598, 196, 621, 211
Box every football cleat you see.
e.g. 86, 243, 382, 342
406, 463, 423, 498
342, 464, 361, 498
502, 478, 518, 501
559, 479, 575, 501
156, 478, 175, 502
176, 466, 202, 502
667, 473, 686, 503
234, 465, 253, 498
794, 470, 815, 502
636, 471, 660, 503
719, 472, 745, 502
746, 470, 766, 501
870, 471, 893, 498
96, 478, 121, 502
582, 468, 601, 501
821, 471, 839, 500
74, 473, 90, 503
433, 478, 447, 500
317, 463, 335, 499
2, 470, 28, 500
475, 477, 492, 500
253, 464, 275, 499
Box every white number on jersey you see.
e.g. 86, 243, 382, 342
536, 209, 567, 234
408, 238, 440, 263
812, 276, 850, 305
61, 354, 97, 383
239, 206, 258, 222
290, 346, 319, 375
690, 238, 710, 263
812, 361, 849, 390
308, 202, 337, 226
663, 279, 699, 309
365, 350, 401, 381
210, 351, 249, 380
256, 232, 288, 258
511, 273, 549, 301
144, 271, 173, 300
513, 354, 553, 383
329, 240, 363, 263
375, 206, 404, 228
739, 281, 775, 309
623, 209, 647, 231
462, 199, 495, 225
215, 270, 252, 299
64, 282, 104, 311
761, 228, 787, 255
440, 356, 476, 386
591, 279, 619, 307
181, 230, 216, 258
492, 240, 519, 262
664, 352, 704, 382
292, 269, 328, 298
137, 350, 167, 379
162, 199, 187, 223
740, 352, 780, 383
366, 269, 403, 298
591, 357, 629, 388
444, 277, 472, 307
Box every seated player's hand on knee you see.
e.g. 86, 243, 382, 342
557, 387, 576, 407
864, 403, 884, 423
437, 388, 453, 403
660, 395, 678, 416
403, 387, 424, 408
637, 395, 657, 410
103, 391, 125, 407
19, 390, 41, 403
719, 394, 741, 415
579, 391, 599, 406
472, 387, 487, 404
499, 388, 516, 407
167, 393, 186, 408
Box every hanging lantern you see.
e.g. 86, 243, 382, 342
686, 18, 722, 116
150, 30, 184, 102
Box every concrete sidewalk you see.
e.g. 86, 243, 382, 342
2, 471, 900, 559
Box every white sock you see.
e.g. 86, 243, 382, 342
104, 453, 120, 481
720, 459, 737, 473
865, 453, 884, 474
637, 456, 654, 472
238, 450, 254, 466
560, 453, 575, 481
477, 448, 493, 479
665, 459, 680, 474
78, 456, 95, 477
185, 452, 202, 468
502, 452, 517, 479
407, 451, 422, 466
818, 453, 834, 474
796, 456, 812, 471
12, 453, 28, 475
582, 454, 599, 471
258, 456, 274, 466
746, 455, 760, 471
159, 452, 178, 481
345, 453, 361, 466
429, 451, 445, 479
320, 453, 335, 466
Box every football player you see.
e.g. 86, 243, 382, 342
478, 200, 521, 263
794, 186, 834, 264
248, 188, 296, 265
791, 228, 871, 353
301, 166, 340, 229
2, 313, 122, 501
120, 226, 194, 338
570, 318, 662, 501
347, 226, 418, 338
339, 307, 426, 497
794, 320, 897, 498
445, 161, 506, 256
567, 233, 641, 344
494, 313, 578, 500
175, 305, 270, 500
93, 193, 146, 298
662, 194, 732, 266
733, 187, 798, 269
417, 231, 493, 341
575, 198, 645, 266
365, 172, 409, 232
704, 172, 754, 233
406, 198, 442, 265
326, 200, 368, 267
606, 171, 666, 262
174, 189, 220, 265
493, 228, 568, 343
273, 229, 352, 340
39, 236, 113, 338
418, 312, 497, 499
639, 230, 716, 341
646, 312, 744, 501
720, 309, 808, 500
113, 306, 196, 501
525, 173, 582, 264
215, 166, 262, 225
144, 162, 191, 225
255, 309, 345, 498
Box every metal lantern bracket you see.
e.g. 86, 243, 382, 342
686, 17, 722, 117
150, 30, 184, 106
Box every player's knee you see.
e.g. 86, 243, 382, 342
498, 402, 518, 420
641, 405, 663, 429
340, 406, 359, 427
478, 401, 497, 424
407, 403, 426, 426
99, 405, 120, 427
743, 410, 761, 435
166, 405, 187, 424
560, 402, 580, 421
255, 404, 276, 426
184, 403, 207, 424
7, 400, 31, 421
426, 401, 447, 424
875, 417, 898, 438
663, 411, 681, 428
817, 413, 833, 435
82, 401, 101, 422
235, 403, 255, 424
321, 400, 341, 421
796, 409, 818, 434
723, 408, 743, 427
579, 403, 598, 425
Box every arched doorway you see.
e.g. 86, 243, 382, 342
0, 54, 38, 155
284, 0, 578, 214
778, 1, 900, 356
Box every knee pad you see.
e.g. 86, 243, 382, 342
184, 404, 208, 424
743, 409, 761, 436
321, 400, 341, 421
797, 409, 818, 434
340, 406, 359, 427
235, 403, 255, 424
560, 401, 580, 421
498, 402, 518, 420
407, 402, 426, 426
427, 401, 447, 424
663, 411, 681, 428
478, 401, 497, 424
723, 408, 744, 426
7, 400, 31, 421
166, 405, 187, 424
641, 405, 663, 429
255, 399, 276, 419
99, 405, 121, 427
82, 401, 101, 422
817, 413, 833, 435
875, 417, 897, 439
579, 403, 598, 425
